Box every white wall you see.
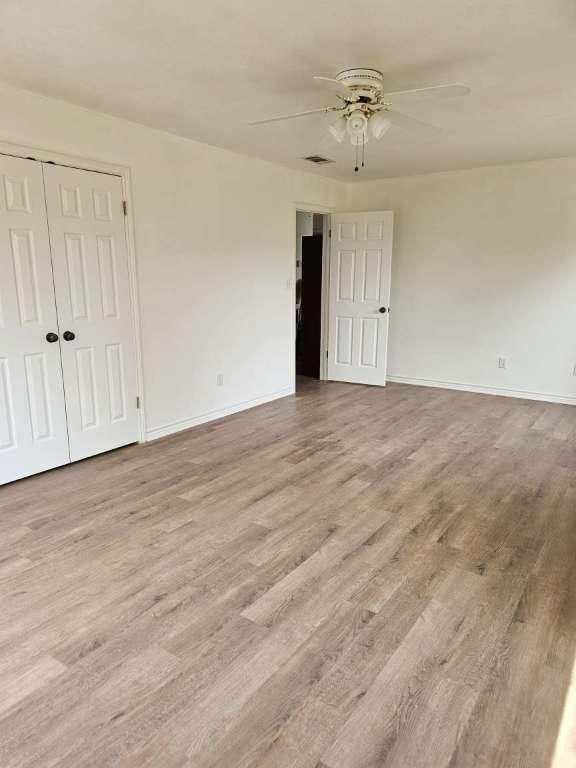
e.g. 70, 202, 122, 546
0, 83, 346, 438
2, 79, 574, 438
347, 158, 576, 404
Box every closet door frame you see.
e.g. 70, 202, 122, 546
0, 140, 145, 444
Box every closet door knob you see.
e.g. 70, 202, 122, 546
63, 331, 76, 341
378, 306, 388, 314
45, 332, 59, 343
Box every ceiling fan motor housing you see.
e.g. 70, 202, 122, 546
336, 68, 384, 95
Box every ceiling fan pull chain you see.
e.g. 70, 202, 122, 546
362, 135, 365, 168
354, 138, 359, 173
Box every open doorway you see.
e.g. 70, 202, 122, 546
296, 210, 327, 387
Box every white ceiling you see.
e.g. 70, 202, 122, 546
1, 0, 576, 180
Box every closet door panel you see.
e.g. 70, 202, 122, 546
43, 164, 139, 462
0, 155, 70, 484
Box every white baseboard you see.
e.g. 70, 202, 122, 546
145, 386, 294, 441
386, 374, 576, 406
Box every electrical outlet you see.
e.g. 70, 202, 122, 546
217, 373, 224, 386
498, 357, 507, 370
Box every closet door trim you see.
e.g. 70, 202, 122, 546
0, 142, 145, 447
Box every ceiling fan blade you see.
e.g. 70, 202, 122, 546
385, 109, 441, 136
247, 106, 340, 126
313, 75, 348, 93
312, 75, 342, 85
383, 83, 471, 102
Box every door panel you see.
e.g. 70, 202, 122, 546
327, 211, 393, 386
0, 155, 70, 484
43, 164, 139, 461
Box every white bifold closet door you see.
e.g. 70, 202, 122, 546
0, 155, 139, 484
43, 163, 139, 462
0, 156, 70, 484
327, 211, 393, 386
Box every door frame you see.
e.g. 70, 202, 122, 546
0, 139, 146, 442
292, 202, 333, 384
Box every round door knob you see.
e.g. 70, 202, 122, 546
45, 332, 59, 343
378, 306, 388, 314
63, 331, 76, 341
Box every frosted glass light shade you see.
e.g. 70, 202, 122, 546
347, 110, 367, 137
328, 115, 347, 142
370, 112, 392, 139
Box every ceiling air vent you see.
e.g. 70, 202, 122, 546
303, 155, 335, 165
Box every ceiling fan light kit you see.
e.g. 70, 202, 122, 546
370, 112, 392, 140
249, 67, 470, 172
328, 115, 347, 142
347, 110, 369, 139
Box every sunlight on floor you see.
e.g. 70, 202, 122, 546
551, 653, 576, 767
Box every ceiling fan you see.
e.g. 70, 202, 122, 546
248, 68, 471, 172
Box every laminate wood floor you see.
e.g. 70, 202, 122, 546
1, 379, 575, 768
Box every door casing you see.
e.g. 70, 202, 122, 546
293, 203, 333, 385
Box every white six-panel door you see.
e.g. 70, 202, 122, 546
43, 164, 139, 462
0, 155, 70, 484
327, 211, 393, 386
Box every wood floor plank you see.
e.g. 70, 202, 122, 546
0, 378, 575, 767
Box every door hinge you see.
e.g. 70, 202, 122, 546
326, 349, 329, 359
136, 396, 141, 409
122, 200, 128, 216
328, 228, 332, 238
